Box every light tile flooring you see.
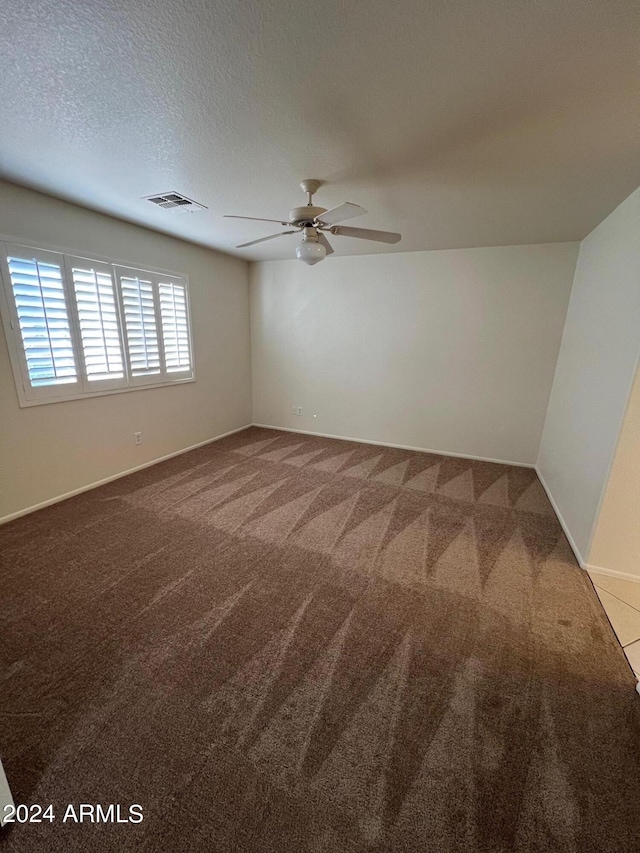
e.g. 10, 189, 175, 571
588, 572, 640, 681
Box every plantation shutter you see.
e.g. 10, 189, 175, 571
0, 244, 81, 399
158, 277, 192, 377
66, 257, 126, 390
115, 267, 163, 385
1, 246, 195, 407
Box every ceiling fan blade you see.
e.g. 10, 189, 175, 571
317, 232, 334, 255
225, 215, 290, 225
236, 231, 296, 248
330, 225, 401, 244
316, 202, 367, 226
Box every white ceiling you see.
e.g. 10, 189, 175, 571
1, 0, 638, 261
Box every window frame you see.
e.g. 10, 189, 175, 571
0, 237, 195, 408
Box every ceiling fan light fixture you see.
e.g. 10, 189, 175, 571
296, 241, 326, 265
296, 228, 326, 265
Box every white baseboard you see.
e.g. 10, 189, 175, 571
252, 423, 535, 468
535, 467, 585, 567
0, 424, 253, 526
582, 563, 640, 584
535, 467, 640, 583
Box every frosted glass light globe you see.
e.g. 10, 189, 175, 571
295, 240, 326, 265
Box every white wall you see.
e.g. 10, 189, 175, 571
588, 365, 640, 579
0, 181, 252, 519
251, 243, 578, 465
537, 188, 640, 564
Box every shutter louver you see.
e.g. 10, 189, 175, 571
119, 274, 161, 377
159, 280, 192, 373
70, 263, 124, 382
7, 254, 77, 387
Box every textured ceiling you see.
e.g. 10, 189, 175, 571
0, 0, 638, 261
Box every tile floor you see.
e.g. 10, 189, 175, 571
588, 571, 640, 681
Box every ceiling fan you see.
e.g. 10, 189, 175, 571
224, 179, 401, 265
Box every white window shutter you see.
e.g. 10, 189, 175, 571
66, 257, 127, 390
158, 277, 193, 377
0, 244, 81, 400
1, 247, 195, 407
115, 267, 163, 385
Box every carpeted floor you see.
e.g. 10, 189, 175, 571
1, 427, 639, 852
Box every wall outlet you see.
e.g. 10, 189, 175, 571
134, 432, 142, 445
296, 406, 303, 416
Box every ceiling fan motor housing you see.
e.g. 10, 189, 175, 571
288, 205, 326, 227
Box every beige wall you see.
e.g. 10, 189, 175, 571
0, 181, 252, 519
537, 188, 640, 563
588, 365, 640, 579
250, 243, 578, 465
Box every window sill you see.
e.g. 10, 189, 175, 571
15, 375, 196, 408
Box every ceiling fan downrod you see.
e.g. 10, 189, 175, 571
300, 179, 322, 206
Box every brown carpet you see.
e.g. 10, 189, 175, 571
1, 427, 639, 852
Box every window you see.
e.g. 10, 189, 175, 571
0, 243, 194, 406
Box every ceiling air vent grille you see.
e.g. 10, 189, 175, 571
143, 192, 207, 212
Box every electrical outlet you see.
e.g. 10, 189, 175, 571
296, 407, 303, 416
134, 432, 142, 445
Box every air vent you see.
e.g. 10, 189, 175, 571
142, 192, 207, 212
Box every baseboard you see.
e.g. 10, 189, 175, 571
0, 424, 253, 525
583, 563, 640, 584
529, 469, 640, 583
535, 467, 586, 567
252, 423, 535, 468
